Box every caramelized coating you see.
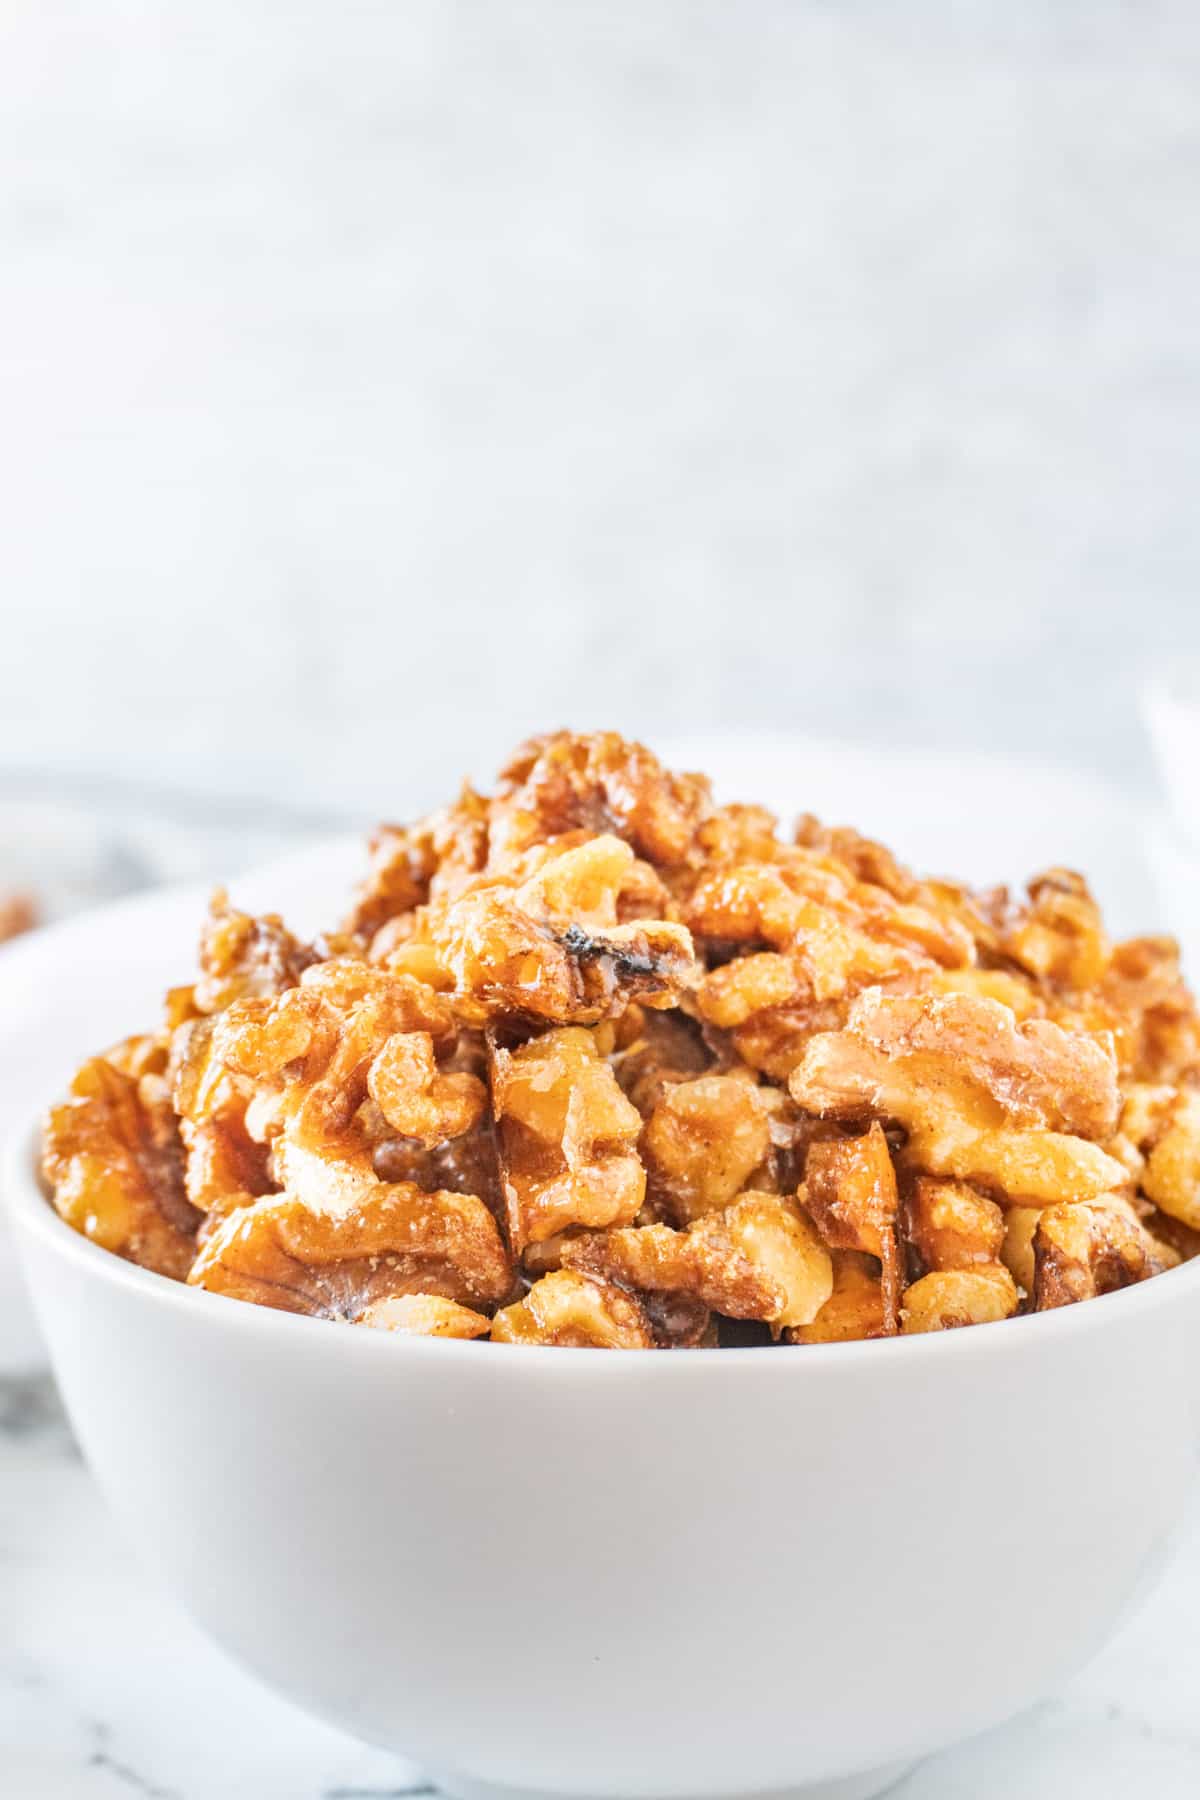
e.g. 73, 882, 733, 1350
188, 1185, 512, 1317
1004, 869, 1111, 991
42, 727, 1200, 1347
1140, 1091, 1200, 1231
904, 1177, 1005, 1274
492, 1027, 645, 1249
431, 836, 696, 1027
641, 1073, 772, 1224
610, 1005, 714, 1117
790, 990, 1127, 1204
490, 731, 711, 869
1032, 1199, 1171, 1309
346, 784, 489, 937
802, 1123, 901, 1327
367, 1033, 486, 1147
358, 1294, 492, 1338
563, 1192, 833, 1329
43, 1058, 199, 1277
490, 1269, 654, 1348
194, 889, 313, 1014
901, 1266, 1018, 1333
787, 1251, 886, 1345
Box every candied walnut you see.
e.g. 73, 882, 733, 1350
188, 1184, 513, 1317
563, 1192, 833, 1330
348, 785, 490, 938
802, 1123, 901, 1327
0, 891, 36, 943
357, 1294, 491, 1338
800, 989, 1121, 1139
194, 889, 314, 1014
490, 731, 711, 870
491, 1027, 645, 1249
787, 1251, 886, 1345
641, 1072, 772, 1224
999, 1205, 1043, 1294
731, 995, 846, 1081
1139, 1091, 1200, 1231
790, 989, 1127, 1204
793, 818, 917, 898
609, 1004, 714, 1117
903, 1177, 1005, 1274
371, 1121, 501, 1212
1004, 870, 1110, 990
170, 1016, 275, 1215
1032, 1199, 1170, 1310
432, 836, 696, 1027
696, 952, 804, 1030
901, 1265, 1018, 1333
367, 1032, 486, 1147
490, 1269, 654, 1348
43, 1058, 199, 1278
686, 849, 972, 994
927, 967, 1042, 1020
1095, 936, 1200, 1084
106, 1031, 170, 1081
214, 965, 457, 1167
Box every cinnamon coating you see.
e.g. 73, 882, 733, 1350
41, 730, 1200, 1345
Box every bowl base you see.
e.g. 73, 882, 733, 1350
427, 1757, 915, 1800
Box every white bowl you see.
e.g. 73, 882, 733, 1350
8, 1125, 1200, 1800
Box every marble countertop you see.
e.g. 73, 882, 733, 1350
3, 1371, 1199, 1799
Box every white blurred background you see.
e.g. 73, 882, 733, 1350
2, 1, 1200, 905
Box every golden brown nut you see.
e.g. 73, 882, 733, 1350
213, 965, 458, 1172
609, 1005, 714, 1117
367, 1032, 486, 1147
695, 953, 804, 1030
346, 786, 489, 937
999, 1205, 1043, 1295
900, 1265, 1018, 1333
563, 1192, 833, 1330
1140, 1090, 1200, 1231
489, 731, 711, 870
43, 1058, 199, 1278
490, 1269, 654, 1347
1004, 869, 1110, 991
1032, 1198, 1171, 1310
194, 889, 314, 1014
787, 1251, 886, 1345
168, 1015, 275, 1217
357, 1294, 491, 1338
790, 989, 1127, 1204
802, 1122, 901, 1327
903, 1176, 1005, 1274
432, 836, 696, 1027
492, 1027, 645, 1249
641, 1072, 772, 1224
188, 1184, 513, 1317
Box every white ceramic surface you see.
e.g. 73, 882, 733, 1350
9, 1126, 1200, 1800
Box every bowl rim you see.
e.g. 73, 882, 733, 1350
9, 1115, 1200, 1374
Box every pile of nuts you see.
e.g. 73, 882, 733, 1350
43, 732, 1200, 1346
